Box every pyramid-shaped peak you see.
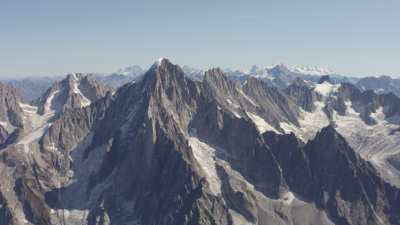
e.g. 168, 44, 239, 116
140, 57, 187, 89
148, 58, 179, 72
147, 57, 182, 72
154, 57, 170, 66
269, 63, 291, 74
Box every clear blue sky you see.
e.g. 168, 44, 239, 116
1, 0, 399, 77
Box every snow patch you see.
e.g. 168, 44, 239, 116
188, 137, 221, 195
238, 89, 258, 107
51, 209, 90, 224
226, 99, 241, 118
158, 57, 166, 64
229, 209, 254, 225
293, 65, 332, 76
44, 90, 60, 115
18, 102, 56, 154
0, 120, 8, 128
314, 82, 340, 97
280, 101, 330, 141
246, 112, 280, 134
71, 75, 91, 107
17, 123, 52, 153
282, 191, 295, 205
0, 120, 14, 132
334, 104, 400, 186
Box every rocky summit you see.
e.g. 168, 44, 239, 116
1, 58, 400, 225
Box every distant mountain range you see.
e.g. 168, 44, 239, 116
3, 62, 397, 103
0, 58, 400, 225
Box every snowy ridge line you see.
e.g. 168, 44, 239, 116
70, 74, 91, 107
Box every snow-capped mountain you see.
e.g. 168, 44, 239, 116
95, 65, 145, 88
357, 75, 400, 97
34, 73, 112, 116
1, 59, 400, 225
116, 65, 143, 76
0, 63, 358, 103
292, 65, 333, 76
245, 64, 358, 88
180, 65, 204, 81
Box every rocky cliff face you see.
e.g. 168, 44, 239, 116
0, 82, 24, 146
0, 59, 400, 225
265, 127, 400, 225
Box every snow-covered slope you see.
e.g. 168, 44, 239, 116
35, 73, 112, 116
293, 65, 333, 76
278, 80, 400, 186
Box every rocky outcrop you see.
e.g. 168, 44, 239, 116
0, 82, 24, 145
285, 78, 318, 111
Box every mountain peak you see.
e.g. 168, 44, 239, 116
148, 58, 177, 73
147, 58, 181, 74
154, 57, 169, 66
204, 68, 227, 82
269, 63, 291, 75
35, 73, 112, 115
140, 58, 187, 93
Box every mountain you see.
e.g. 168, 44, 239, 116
2, 76, 61, 102
1, 63, 361, 102
95, 65, 145, 88
246, 64, 321, 88
0, 66, 143, 103
33, 73, 113, 116
181, 65, 204, 81
278, 77, 400, 187
1, 59, 399, 225
115, 65, 144, 77
246, 64, 359, 88
266, 126, 400, 225
357, 75, 400, 97
292, 65, 333, 76
180, 64, 323, 87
